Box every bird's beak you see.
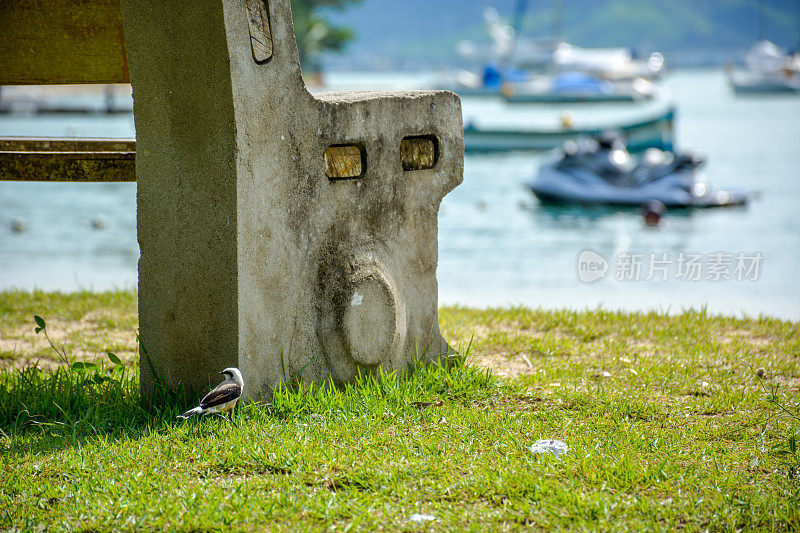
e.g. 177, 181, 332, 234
219, 370, 226, 375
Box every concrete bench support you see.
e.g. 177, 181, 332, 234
121, 0, 464, 398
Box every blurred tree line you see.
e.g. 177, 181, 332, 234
291, 0, 362, 73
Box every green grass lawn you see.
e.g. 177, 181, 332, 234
0, 290, 798, 531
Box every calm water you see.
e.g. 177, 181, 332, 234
1, 69, 799, 318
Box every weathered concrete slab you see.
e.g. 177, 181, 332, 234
121, 0, 464, 399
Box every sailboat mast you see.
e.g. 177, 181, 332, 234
506, 0, 529, 68
553, 0, 563, 42
511, 0, 529, 37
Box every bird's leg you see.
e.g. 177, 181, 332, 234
227, 411, 239, 428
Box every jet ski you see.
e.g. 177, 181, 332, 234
527, 132, 749, 208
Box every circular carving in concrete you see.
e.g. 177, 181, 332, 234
342, 274, 396, 366
315, 249, 407, 381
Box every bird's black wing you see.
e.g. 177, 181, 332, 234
200, 382, 242, 409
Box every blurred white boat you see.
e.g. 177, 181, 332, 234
728, 40, 800, 94
547, 43, 665, 81
502, 72, 660, 104
455, 7, 666, 81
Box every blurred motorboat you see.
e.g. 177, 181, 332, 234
527, 133, 749, 208
728, 40, 800, 94
464, 105, 674, 153
502, 72, 659, 103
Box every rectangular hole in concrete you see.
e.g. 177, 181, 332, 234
401, 135, 438, 171
325, 144, 364, 180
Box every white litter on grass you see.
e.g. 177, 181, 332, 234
409, 514, 436, 523
530, 439, 568, 459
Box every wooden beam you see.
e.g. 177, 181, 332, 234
0, 0, 129, 85
0, 137, 135, 181
0, 137, 135, 152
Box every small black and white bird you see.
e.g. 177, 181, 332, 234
178, 367, 243, 424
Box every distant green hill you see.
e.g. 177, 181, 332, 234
320, 0, 800, 69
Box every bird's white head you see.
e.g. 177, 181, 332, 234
220, 367, 244, 387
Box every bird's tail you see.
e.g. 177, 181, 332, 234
178, 406, 203, 419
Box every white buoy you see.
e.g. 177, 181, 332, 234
91, 214, 109, 229
11, 217, 26, 233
